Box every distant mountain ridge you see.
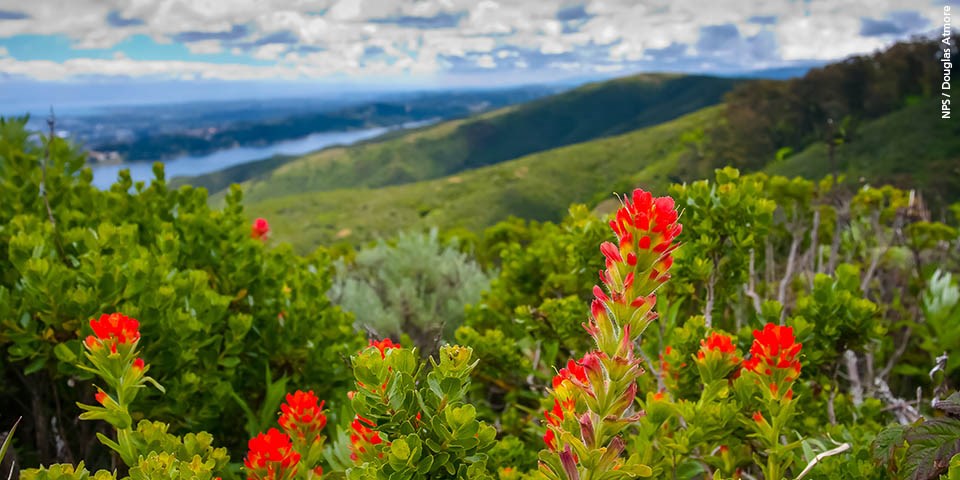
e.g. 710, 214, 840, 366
188, 73, 742, 203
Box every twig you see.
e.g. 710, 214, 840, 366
810, 209, 820, 281
704, 261, 716, 328
794, 443, 851, 480
874, 377, 920, 424
878, 327, 912, 380
744, 249, 762, 317
843, 350, 863, 407
777, 229, 801, 323
637, 346, 666, 393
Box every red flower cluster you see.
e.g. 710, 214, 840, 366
349, 415, 383, 462
368, 338, 399, 358
278, 390, 327, 444
742, 323, 802, 400
252, 218, 270, 240
552, 358, 588, 390
586, 188, 683, 352
84, 313, 141, 353
697, 332, 740, 364
244, 428, 301, 480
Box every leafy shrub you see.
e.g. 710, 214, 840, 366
329, 230, 489, 353
0, 117, 361, 465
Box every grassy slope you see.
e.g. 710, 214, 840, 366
248, 106, 722, 252
766, 101, 960, 205
220, 74, 740, 204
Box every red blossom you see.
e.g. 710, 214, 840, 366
95, 390, 108, 406
132, 358, 145, 372
742, 323, 802, 400
697, 332, 740, 364
244, 428, 300, 480
742, 324, 802, 374
368, 338, 399, 358
349, 415, 383, 462
278, 390, 327, 444
544, 428, 557, 451
552, 358, 589, 390
252, 218, 270, 240
86, 313, 140, 353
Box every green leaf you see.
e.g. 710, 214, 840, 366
0, 417, 20, 465
903, 418, 960, 480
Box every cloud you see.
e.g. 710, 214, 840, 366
107, 10, 144, 28
0, 0, 944, 82
0, 10, 29, 20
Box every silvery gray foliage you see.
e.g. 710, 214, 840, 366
329, 229, 490, 352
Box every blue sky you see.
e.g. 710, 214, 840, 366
0, 0, 946, 86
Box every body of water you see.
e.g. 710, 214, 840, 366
90, 120, 433, 189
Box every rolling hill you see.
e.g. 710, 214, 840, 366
243, 98, 959, 252
243, 106, 721, 252
189, 74, 741, 203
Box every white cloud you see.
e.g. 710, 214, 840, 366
0, 46, 8, 58
0, 0, 940, 81
186, 40, 224, 55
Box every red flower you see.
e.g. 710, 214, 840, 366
552, 358, 588, 390
742, 324, 802, 375
252, 218, 270, 240
543, 428, 557, 451
741, 323, 802, 400
349, 415, 383, 462
95, 390, 109, 406
585, 189, 682, 349
368, 338, 399, 358
543, 398, 565, 427
278, 390, 327, 444
132, 358, 145, 372
244, 428, 300, 480
697, 332, 740, 364
752, 411, 765, 424
85, 313, 141, 353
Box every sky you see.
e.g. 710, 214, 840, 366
0, 0, 949, 93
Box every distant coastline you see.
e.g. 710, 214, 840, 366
89, 119, 436, 189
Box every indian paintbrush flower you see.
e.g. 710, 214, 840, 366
741, 323, 802, 401
252, 218, 270, 241
695, 332, 741, 382
540, 188, 681, 480
244, 428, 301, 480
278, 390, 327, 446
739, 323, 804, 480
84, 313, 140, 354
349, 415, 384, 462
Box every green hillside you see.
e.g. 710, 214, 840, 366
246, 106, 721, 251
766, 100, 960, 205
202, 74, 739, 203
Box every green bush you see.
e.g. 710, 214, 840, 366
0, 117, 362, 466
329, 230, 489, 353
